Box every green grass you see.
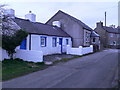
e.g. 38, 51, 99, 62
2, 58, 48, 81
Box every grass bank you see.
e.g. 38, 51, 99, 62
2, 58, 48, 81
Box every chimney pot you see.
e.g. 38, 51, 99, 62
29, 11, 32, 13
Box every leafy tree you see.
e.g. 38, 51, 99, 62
1, 6, 28, 59
2, 30, 28, 59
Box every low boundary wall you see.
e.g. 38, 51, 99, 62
67, 45, 93, 55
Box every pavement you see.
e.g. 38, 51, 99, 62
2, 49, 119, 88
43, 54, 78, 62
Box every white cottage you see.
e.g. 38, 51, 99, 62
2, 10, 72, 62
14, 17, 72, 55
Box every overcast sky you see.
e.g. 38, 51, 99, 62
0, 0, 119, 29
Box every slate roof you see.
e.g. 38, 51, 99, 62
13, 17, 71, 37
46, 10, 93, 31
103, 26, 120, 34
91, 31, 100, 37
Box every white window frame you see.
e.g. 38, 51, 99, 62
86, 32, 90, 43
41, 36, 46, 47
66, 39, 69, 45
52, 37, 57, 47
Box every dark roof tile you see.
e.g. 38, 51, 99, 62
14, 17, 70, 37
103, 26, 120, 34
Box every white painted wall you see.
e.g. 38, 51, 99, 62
15, 49, 43, 62
30, 34, 72, 55
1, 49, 43, 62
14, 34, 72, 55
66, 46, 82, 55
67, 45, 93, 55
82, 45, 93, 55
2, 49, 10, 60
2, 34, 72, 62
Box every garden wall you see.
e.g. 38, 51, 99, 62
2, 49, 43, 62
66, 45, 93, 55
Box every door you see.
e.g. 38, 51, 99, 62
59, 38, 63, 53
20, 39, 27, 50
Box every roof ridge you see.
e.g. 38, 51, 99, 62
15, 17, 30, 21
46, 10, 92, 31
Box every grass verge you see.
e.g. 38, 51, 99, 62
2, 58, 48, 81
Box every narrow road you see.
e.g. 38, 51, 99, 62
2, 49, 119, 88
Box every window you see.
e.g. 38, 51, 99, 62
59, 38, 62, 45
109, 41, 113, 45
41, 36, 46, 47
113, 41, 116, 45
110, 33, 114, 37
109, 41, 116, 45
93, 38, 96, 42
52, 37, 57, 47
66, 39, 69, 45
86, 32, 90, 43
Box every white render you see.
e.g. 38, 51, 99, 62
1, 49, 43, 62
2, 34, 72, 62
25, 11, 36, 22
2, 49, 10, 60
30, 34, 72, 55
67, 45, 93, 55
10, 34, 72, 55
15, 49, 43, 62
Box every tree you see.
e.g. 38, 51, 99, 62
1, 6, 28, 59
2, 30, 28, 59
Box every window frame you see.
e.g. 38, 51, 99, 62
40, 36, 47, 47
66, 39, 69, 45
52, 37, 57, 47
86, 32, 90, 43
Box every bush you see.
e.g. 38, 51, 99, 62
2, 30, 28, 59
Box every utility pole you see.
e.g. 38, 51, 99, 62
105, 11, 106, 26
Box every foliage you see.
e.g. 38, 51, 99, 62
2, 30, 28, 59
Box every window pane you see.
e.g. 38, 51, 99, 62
52, 38, 57, 47
41, 37, 46, 47
66, 39, 69, 45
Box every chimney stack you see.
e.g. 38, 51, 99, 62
25, 11, 36, 22
4, 9, 15, 18
96, 21, 103, 28
109, 25, 115, 28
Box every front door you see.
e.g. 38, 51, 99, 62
20, 39, 27, 50
59, 38, 63, 53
